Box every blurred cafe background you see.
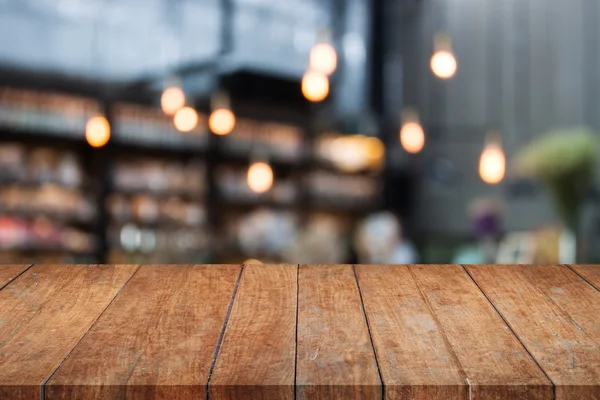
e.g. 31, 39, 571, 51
0, 0, 599, 265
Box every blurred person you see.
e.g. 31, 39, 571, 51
354, 212, 418, 264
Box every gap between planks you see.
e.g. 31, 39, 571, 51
566, 264, 600, 292
206, 264, 245, 400
352, 265, 386, 400
461, 265, 557, 400
39, 264, 143, 400
0, 264, 34, 291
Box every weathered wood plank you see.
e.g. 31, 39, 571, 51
357, 265, 552, 399
0, 264, 30, 289
467, 264, 600, 399
569, 265, 600, 291
296, 265, 381, 399
209, 264, 297, 400
412, 265, 552, 399
0, 265, 138, 400
355, 265, 467, 399
45, 265, 241, 399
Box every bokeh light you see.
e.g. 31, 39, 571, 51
309, 43, 337, 75
479, 143, 506, 184
86, 116, 110, 148
161, 86, 186, 116
430, 50, 457, 79
209, 108, 236, 135
400, 122, 425, 153
173, 107, 198, 132
247, 162, 274, 193
302, 71, 329, 102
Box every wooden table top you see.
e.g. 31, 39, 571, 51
1, 264, 599, 400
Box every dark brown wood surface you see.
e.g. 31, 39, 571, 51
45, 265, 241, 400
0, 264, 30, 289
467, 264, 600, 400
0, 265, 138, 400
1, 264, 600, 399
296, 265, 381, 399
209, 264, 297, 400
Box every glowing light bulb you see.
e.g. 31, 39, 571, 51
209, 108, 236, 135
161, 86, 186, 115
173, 107, 198, 132
431, 50, 457, 79
86, 116, 110, 148
247, 162, 273, 193
309, 43, 337, 75
479, 142, 505, 184
400, 122, 425, 154
302, 71, 329, 102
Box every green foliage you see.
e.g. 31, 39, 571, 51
513, 127, 598, 228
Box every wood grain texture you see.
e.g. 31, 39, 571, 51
0, 264, 29, 289
412, 265, 552, 400
467, 264, 600, 399
569, 265, 600, 291
45, 265, 241, 400
209, 264, 297, 400
355, 265, 467, 400
296, 265, 381, 399
0, 264, 138, 400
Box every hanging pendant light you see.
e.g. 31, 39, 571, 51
302, 70, 329, 102
209, 91, 236, 135
247, 161, 274, 193
310, 43, 337, 76
309, 28, 337, 76
479, 131, 506, 185
86, 115, 110, 148
174, 107, 199, 132
302, 28, 333, 102
399, 108, 425, 154
161, 77, 185, 116
431, 33, 457, 79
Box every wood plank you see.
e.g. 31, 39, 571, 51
209, 264, 297, 400
519, 265, 600, 339
356, 265, 552, 399
411, 265, 552, 399
46, 265, 241, 400
467, 264, 600, 399
569, 265, 600, 291
0, 264, 29, 289
0, 264, 138, 400
296, 265, 381, 399
355, 265, 467, 399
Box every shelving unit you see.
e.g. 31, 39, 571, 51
0, 78, 384, 264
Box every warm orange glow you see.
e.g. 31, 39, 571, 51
309, 43, 337, 75
247, 162, 274, 193
173, 107, 198, 132
302, 71, 329, 102
161, 86, 186, 115
86, 116, 110, 148
431, 50, 457, 79
209, 108, 236, 135
400, 122, 425, 153
366, 137, 385, 161
329, 135, 384, 172
479, 143, 506, 184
